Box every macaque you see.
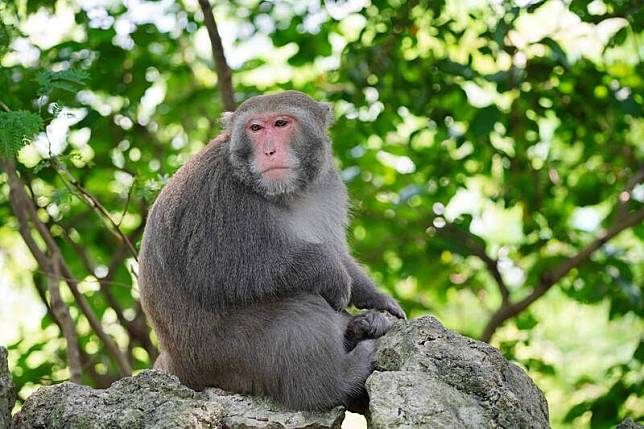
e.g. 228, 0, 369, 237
139, 91, 405, 410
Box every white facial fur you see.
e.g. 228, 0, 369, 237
250, 152, 301, 197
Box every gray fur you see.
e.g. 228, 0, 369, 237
345, 310, 392, 351
139, 91, 404, 411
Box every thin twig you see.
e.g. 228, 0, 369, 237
118, 180, 135, 227
197, 0, 236, 111
39, 129, 137, 261
97, 225, 158, 359
0, 100, 10, 112
55, 221, 96, 273
51, 158, 138, 261
56, 218, 156, 359
28, 268, 139, 290
32, 277, 118, 388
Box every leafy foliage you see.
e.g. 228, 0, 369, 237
0, 0, 642, 427
0, 111, 43, 158
35, 69, 90, 96
565, 341, 643, 428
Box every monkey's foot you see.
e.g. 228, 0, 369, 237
345, 310, 391, 349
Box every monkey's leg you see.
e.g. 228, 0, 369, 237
153, 351, 171, 372
344, 310, 392, 351
146, 293, 376, 411
211, 294, 376, 411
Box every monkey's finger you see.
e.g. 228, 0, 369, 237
385, 301, 406, 319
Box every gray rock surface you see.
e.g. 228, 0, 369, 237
202, 388, 344, 429
13, 370, 224, 429
12, 369, 343, 429
7, 316, 551, 429
366, 316, 550, 429
1, 346, 15, 429
617, 418, 644, 429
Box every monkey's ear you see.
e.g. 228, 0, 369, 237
318, 102, 334, 128
220, 111, 234, 130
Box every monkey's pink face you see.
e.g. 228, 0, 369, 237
246, 113, 296, 181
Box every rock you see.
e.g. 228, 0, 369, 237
617, 418, 644, 429
13, 370, 224, 429
202, 388, 344, 429
12, 369, 343, 429
366, 316, 550, 429
8, 316, 550, 429
1, 346, 16, 429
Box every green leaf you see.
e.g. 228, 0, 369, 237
470, 105, 500, 138
525, 358, 556, 375
516, 311, 538, 330
51, 188, 72, 205
564, 402, 590, 422
36, 69, 89, 96
0, 110, 44, 159
540, 37, 569, 67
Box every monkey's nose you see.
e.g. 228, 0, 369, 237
265, 149, 276, 156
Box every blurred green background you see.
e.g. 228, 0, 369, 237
0, 0, 642, 428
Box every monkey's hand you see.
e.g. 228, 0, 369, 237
352, 288, 406, 319
372, 293, 406, 319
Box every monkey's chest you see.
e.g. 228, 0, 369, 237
284, 200, 345, 246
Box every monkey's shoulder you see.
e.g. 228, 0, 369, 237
157, 140, 230, 196
145, 141, 231, 227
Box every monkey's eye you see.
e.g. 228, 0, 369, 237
250, 124, 263, 132
274, 119, 288, 127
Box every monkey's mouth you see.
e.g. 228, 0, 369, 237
260, 166, 291, 181
261, 166, 290, 174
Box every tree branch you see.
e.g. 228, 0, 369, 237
443, 224, 510, 304
46, 254, 83, 383
32, 276, 118, 388
1, 158, 132, 376
56, 219, 157, 360
8, 191, 83, 383
480, 206, 644, 342
197, 0, 236, 111
55, 221, 96, 273
118, 180, 135, 227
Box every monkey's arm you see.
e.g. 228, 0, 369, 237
343, 256, 406, 319
285, 243, 352, 312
